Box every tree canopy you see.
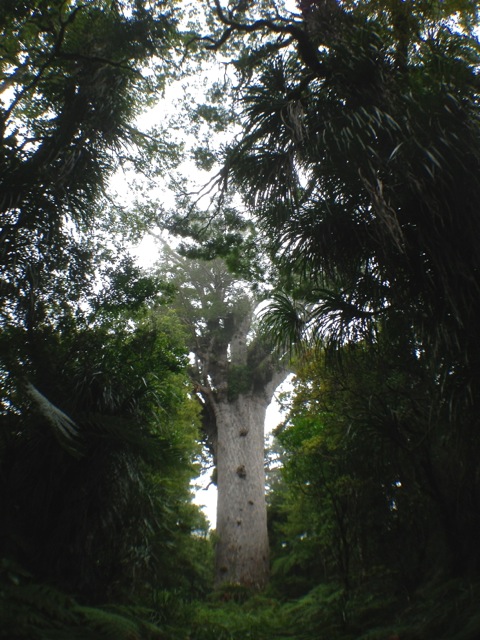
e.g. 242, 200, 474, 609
2, 1, 480, 638
0, 0, 183, 375
204, 0, 480, 356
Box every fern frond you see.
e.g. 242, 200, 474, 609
0, 580, 166, 640
75, 606, 143, 640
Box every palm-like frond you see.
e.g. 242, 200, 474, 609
261, 286, 376, 355
259, 292, 308, 354
226, 9, 480, 379
25, 382, 79, 442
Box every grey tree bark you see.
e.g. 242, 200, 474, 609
158, 254, 288, 588
212, 371, 287, 588
215, 396, 269, 587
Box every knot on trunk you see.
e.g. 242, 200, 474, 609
236, 464, 247, 479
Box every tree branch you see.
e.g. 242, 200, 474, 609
206, 0, 325, 75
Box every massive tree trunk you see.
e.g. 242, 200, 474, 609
159, 255, 289, 589
214, 393, 273, 588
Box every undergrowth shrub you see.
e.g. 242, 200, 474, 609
0, 567, 166, 640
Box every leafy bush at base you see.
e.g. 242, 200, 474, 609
0, 579, 166, 640
166, 577, 480, 640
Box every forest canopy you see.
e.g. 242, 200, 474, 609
1, 1, 480, 638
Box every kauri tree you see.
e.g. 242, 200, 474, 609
156, 250, 288, 588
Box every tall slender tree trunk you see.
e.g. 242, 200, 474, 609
214, 394, 270, 588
